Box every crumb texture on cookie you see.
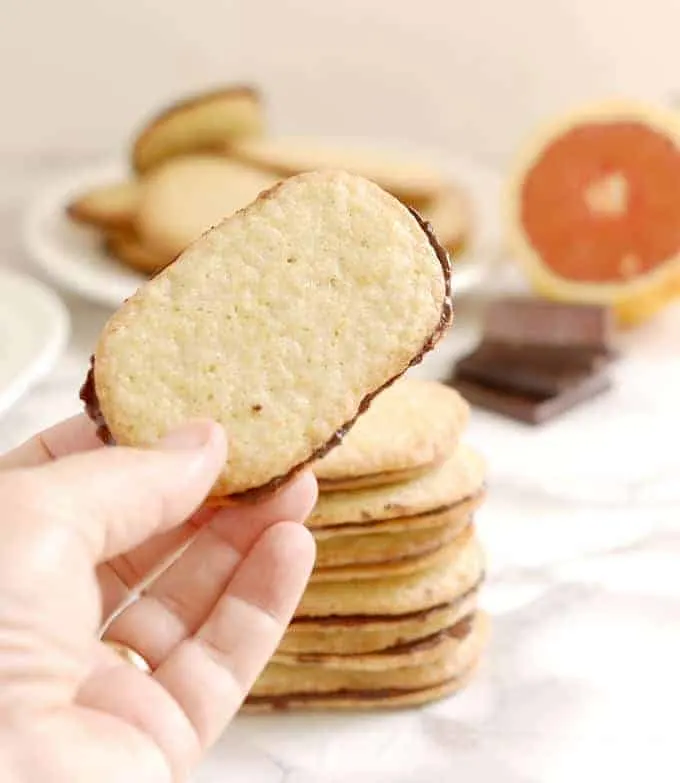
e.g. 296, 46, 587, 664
92, 170, 451, 497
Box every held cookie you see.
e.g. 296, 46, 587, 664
135, 156, 279, 259
312, 378, 469, 490
132, 85, 265, 174
82, 170, 453, 498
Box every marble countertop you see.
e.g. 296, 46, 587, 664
2, 156, 680, 782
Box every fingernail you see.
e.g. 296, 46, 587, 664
158, 421, 214, 451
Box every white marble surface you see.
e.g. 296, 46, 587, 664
2, 156, 680, 782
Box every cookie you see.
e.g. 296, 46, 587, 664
276, 585, 479, 657
308, 445, 485, 529
312, 378, 469, 490
312, 492, 484, 540
135, 156, 279, 259
103, 229, 171, 276
226, 136, 449, 202
248, 611, 488, 699
131, 85, 264, 174
296, 525, 483, 618
313, 513, 470, 568
418, 186, 473, 259
82, 170, 453, 498
273, 612, 478, 671
242, 665, 477, 712
315, 463, 434, 492
66, 180, 140, 230
310, 524, 472, 583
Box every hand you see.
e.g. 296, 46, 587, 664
0, 416, 317, 782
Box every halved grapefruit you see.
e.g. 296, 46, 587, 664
506, 101, 680, 326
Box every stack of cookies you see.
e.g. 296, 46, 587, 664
245, 378, 489, 711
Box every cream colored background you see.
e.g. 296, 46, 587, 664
2, 0, 679, 166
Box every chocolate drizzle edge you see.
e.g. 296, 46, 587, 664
292, 613, 475, 663
78, 207, 454, 500
244, 668, 470, 709
79, 356, 113, 445
291, 578, 483, 626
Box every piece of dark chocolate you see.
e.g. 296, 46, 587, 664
452, 372, 612, 425
482, 296, 614, 353
454, 341, 609, 398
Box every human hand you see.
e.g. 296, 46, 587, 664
0, 416, 317, 782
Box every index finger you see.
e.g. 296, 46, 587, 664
0, 413, 103, 471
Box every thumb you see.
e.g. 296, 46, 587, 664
1, 420, 227, 563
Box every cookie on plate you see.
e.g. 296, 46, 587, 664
66, 180, 140, 230
276, 612, 479, 672
81, 169, 453, 498
103, 229, 171, 276
225, 136, 449, 203
132, 85, 265, 174
135, 155, 279, 259
418, 185, 473, 258
312, 378, 469, 491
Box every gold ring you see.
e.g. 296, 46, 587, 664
103, 640, 152, 674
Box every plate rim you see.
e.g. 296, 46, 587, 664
0, 268, 71, 419
22, 148, 502, 309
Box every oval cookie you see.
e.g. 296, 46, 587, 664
82, 170, 453, 498
226, 136, 449, 202
278, 584, 480, 656
132, 85, 264, 174
66, 180, 140, 230
136, 156, 279, 259
308, 445, 486, 528
312, 378, 469, 488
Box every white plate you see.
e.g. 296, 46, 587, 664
0, 269, 70, 419
21, 151, 503, 309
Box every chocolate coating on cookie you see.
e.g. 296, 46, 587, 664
79, 357, 113, 445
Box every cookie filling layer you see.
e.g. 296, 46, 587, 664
291, 580, 482, 625
292, 614, 474, 663
244, 670, 471, 708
